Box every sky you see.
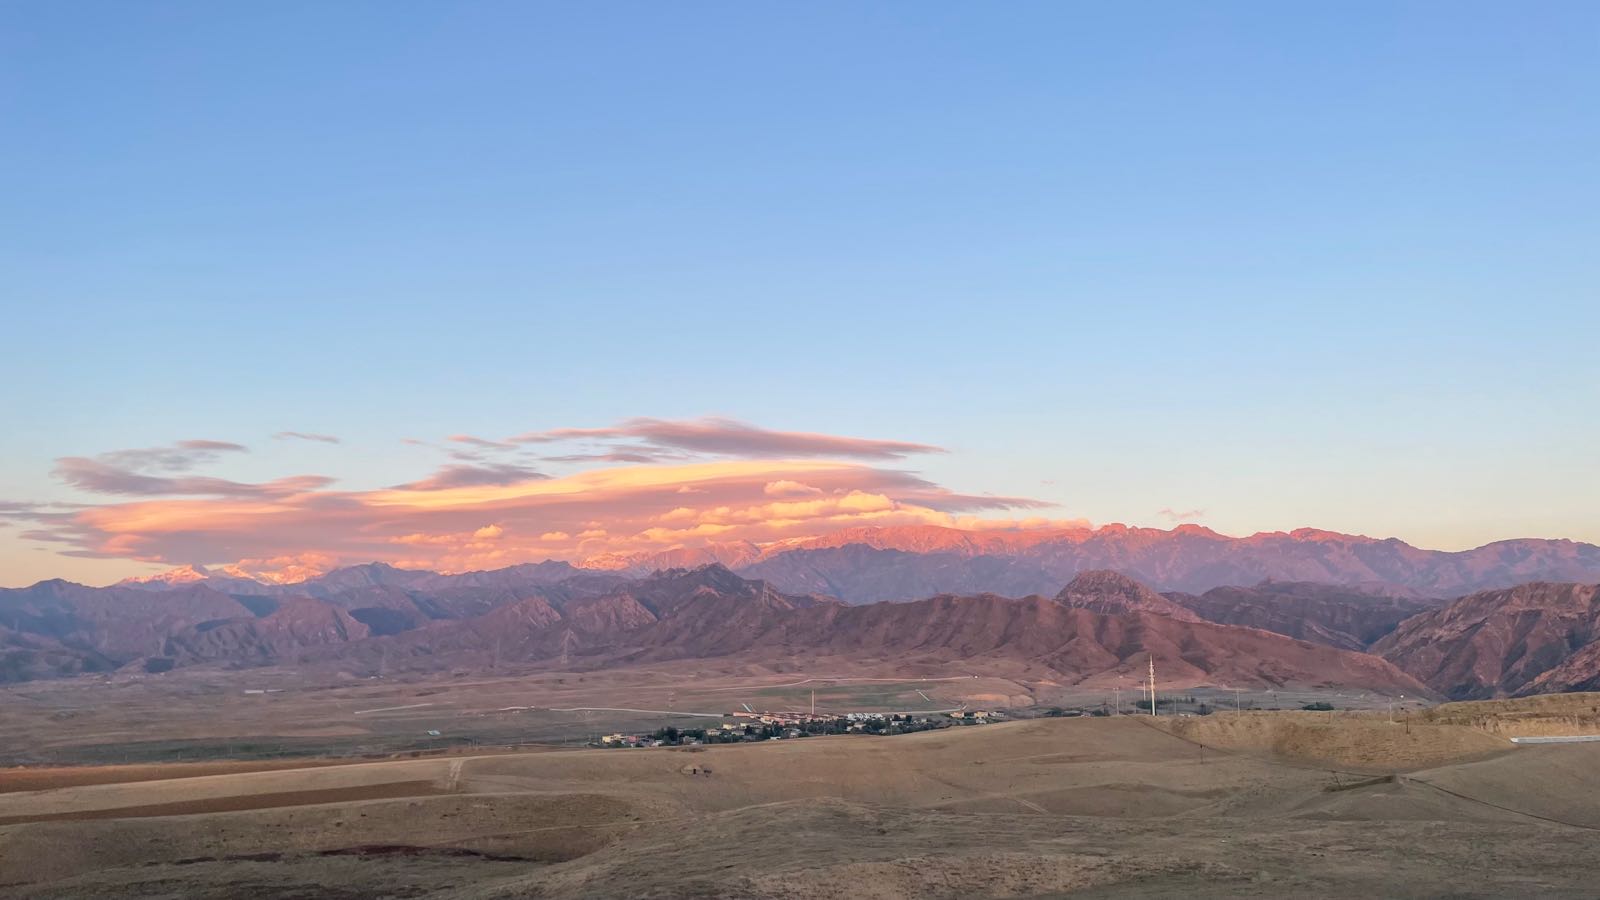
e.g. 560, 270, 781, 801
2, 2, 1597, 586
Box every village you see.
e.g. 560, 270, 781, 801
595, 709, 1002, 749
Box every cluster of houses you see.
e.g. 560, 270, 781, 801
593, 708, 1002, 749
599, 733, 663, 748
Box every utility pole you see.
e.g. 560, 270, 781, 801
1234, 688, 1242, 716
1113, 687, 1121, 716
1148, 655, 1157, 717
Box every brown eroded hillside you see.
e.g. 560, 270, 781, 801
163, 597, 372, 666
747, 590, 1427, 694
1373, 582, 1600, 699
0, 582, 255, 680
1166, 580, 1439, 651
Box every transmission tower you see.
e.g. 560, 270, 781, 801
1148, 654, 1157, 717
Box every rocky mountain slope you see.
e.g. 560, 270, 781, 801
162, 597, 373, 666
1372, 582, 1600, 699
1166, 581, 1440, 652
714, 589, 1425, 693
1056, 570, 1202, 622
0, 581, 255, 665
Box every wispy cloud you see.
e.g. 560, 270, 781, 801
98, 440, 248, 473
53, 457, 331, 497
448, 434, 517, 451
0, 500, 47, 518
511, 417, 944, 460
539, 449, 681, 465
393, 463, 549, 491
1158, 507, 1206, 522
274, 431, 341, 444
49, 439, 322, 498
0, 500, 86, 526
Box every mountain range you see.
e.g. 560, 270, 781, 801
2, 565, 1428, 696
7, 528, 1600, 701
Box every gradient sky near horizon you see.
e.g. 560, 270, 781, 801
3, 2, 1598, 587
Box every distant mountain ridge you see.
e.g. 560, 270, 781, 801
106, 524, 1600, 602
729, 524, 1600, 600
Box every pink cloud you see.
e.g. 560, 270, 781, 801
35, 458, 1053, 578
764, 480, 825, 497
18, 421, 1061, 580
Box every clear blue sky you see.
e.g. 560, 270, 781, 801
2, 2, 1597, 584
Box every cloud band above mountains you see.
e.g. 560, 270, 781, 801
7, 418, 1074, 582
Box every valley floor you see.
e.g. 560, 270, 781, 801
3, 710, 1599, 898
0, 661, 1413, 767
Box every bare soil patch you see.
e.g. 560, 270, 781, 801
0, 758, 363, 794
1150, 710, 1512, 771
0, 780, 445, 825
